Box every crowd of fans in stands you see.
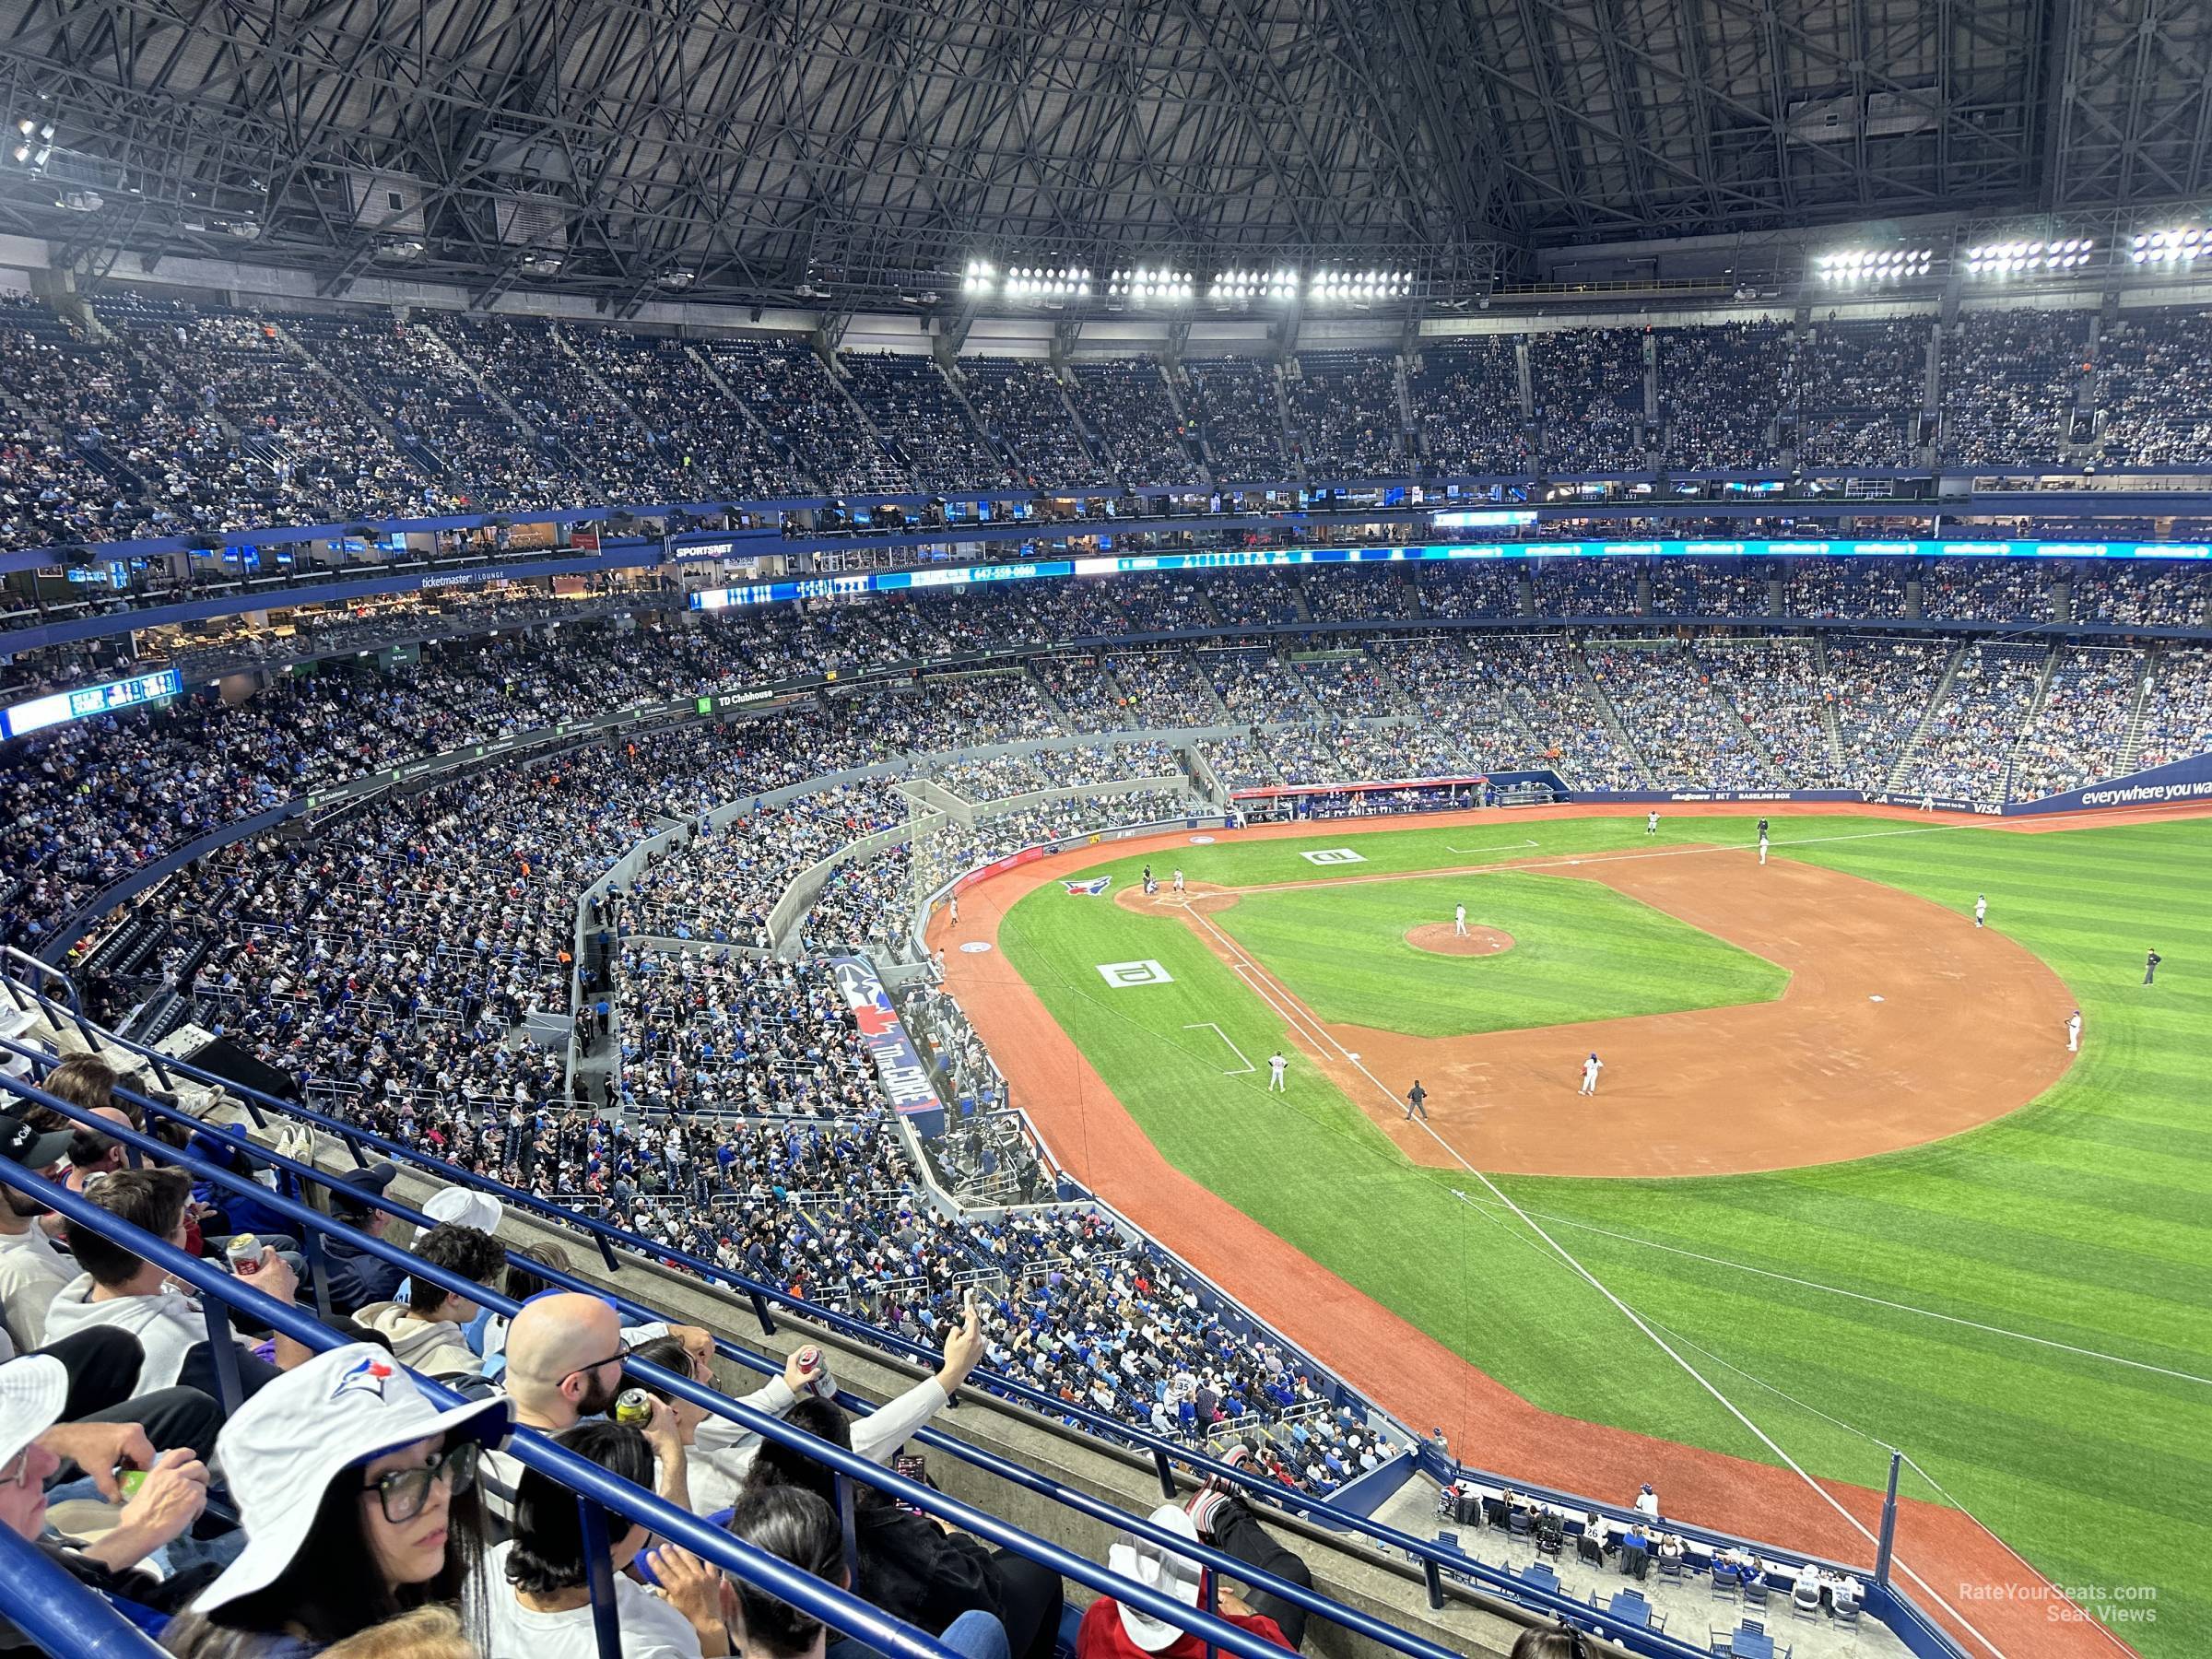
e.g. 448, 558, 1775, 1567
11, 294, 2212, 553
17, 559, 2212, 959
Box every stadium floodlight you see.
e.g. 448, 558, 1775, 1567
1305, 266, 1410, 304
992, 262, 1088, 300
1962, 238, 2097, 276
2129, 227, 2207, 265
1206, 266, 1301, 304
1815, 246, 1935, 283
1107, 265, 1194, 302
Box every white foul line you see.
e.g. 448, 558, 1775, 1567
1443, 837, 1542, 853
1181, 1022, 1256, 1076
1178, 898, 2018, 1659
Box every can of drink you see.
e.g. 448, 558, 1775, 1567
794, 1345, 836, 1401
117, 1470, 147, 1499
614, 1387, 653, 1426
224, 1235, 263, 1270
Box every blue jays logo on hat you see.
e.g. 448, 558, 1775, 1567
332, 1354, 396, 1403
1061, 877, 1113, 897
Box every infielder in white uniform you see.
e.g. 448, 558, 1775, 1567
1454, 903, 1468, 937
1758, 830, 1770, 866
1267, 1052, 1288, 1091
1579, 1052, 1604, 1096
2066, 1009, 2082, 1052
1974, 893, 1987, 928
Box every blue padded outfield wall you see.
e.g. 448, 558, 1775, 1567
2004, 748, 2212, 815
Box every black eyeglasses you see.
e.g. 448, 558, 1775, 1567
360, 1441, 479, 1524
559, 1338, 632, 1388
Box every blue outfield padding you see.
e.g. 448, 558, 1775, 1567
2006, 747, 2212, 814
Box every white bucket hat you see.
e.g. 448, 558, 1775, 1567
0, 1355, 67, 1472
422, 1187, 503, 1235
194, 1343, 510, 1614
1107, 1501, 1208, 1653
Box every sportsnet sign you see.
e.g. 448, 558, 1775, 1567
828, 955, 945, 1130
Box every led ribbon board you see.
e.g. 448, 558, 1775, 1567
686, 537, 2212, 609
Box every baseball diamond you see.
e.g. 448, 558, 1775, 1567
957, 802, 2212, 1659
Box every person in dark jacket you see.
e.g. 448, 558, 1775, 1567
745, 1396, 1063, 1659
320, 1165, 406, 1315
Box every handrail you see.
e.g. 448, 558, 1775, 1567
0, 1039, 1596, 1655
0, 1073, 1532, 1659
0, 987, 1908, 1652
0, 1524, 170, 1656
0, 1155, 961, 1659
0, 1016, 1817, 1659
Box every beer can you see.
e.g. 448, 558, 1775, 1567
794, 1345, 836, 1400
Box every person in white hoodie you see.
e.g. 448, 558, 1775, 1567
352, 1224, 507, 1380
625, 1288, 989, 1518
42, 1169, 315, 1402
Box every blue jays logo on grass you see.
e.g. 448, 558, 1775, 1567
1061, 877, 1113, 897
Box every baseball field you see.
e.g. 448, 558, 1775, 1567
944, 808, 2212, 1659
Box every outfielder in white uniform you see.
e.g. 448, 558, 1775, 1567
1267, 1052, 1288, 1091
1974, 893, 1987, 928
1645, 811, 1659, 837
2066, 1009, 2082, 1053
1579, 1052, 1604, 1096
1453, 903, 1468, 937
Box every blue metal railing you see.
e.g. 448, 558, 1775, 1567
0, 973, 1949, 1658
0, 1066, 1617, 1659
0, 1525, 170, 1656
0, 1152, 963, 1659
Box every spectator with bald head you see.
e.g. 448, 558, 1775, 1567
481, 1291, 695, 1526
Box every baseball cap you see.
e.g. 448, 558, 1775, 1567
422, 1186, 501, 1234
193, 1343, 510, 1615
1107, 1501, 1206, 1653
0, 1355, 67, 1471
329, 1161, 399, 1217
0, 1111, 76, 1175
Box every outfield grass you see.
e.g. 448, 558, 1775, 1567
1212, 872, 1786, 1035
996, 814, 2212, 1654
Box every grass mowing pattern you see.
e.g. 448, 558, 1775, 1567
1212, 872, 1786, 1035
996, 814, 2212, 1654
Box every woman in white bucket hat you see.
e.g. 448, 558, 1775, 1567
161, 1344, 509, 1659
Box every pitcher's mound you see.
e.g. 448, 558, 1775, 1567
1406, 924, 1514, 957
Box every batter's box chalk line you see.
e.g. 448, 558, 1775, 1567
1182, 1022, 1256, 1075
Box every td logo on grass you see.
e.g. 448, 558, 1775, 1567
1300, 848, 1368, 865
1096, 959, 1175, 988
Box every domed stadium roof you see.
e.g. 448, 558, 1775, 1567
0, 0, 2193, 305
